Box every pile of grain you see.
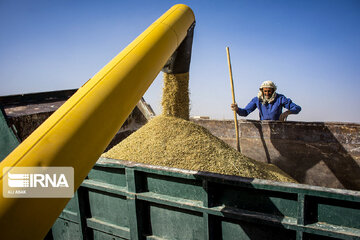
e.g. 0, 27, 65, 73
103, 115, 295, 182
161, 72, 189, 120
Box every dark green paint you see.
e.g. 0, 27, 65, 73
0, 109, 19, 161
51, 159, 360, 240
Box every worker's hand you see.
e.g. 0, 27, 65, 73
279, 110, 292, 122
231, 103, 238, 112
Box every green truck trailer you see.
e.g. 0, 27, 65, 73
49, 157, 360, 240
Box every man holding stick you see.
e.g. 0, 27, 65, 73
231, 81, 301, 121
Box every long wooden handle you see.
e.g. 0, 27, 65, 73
226, 47, 240, 152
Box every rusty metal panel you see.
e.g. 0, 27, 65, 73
192, 119, 360, 191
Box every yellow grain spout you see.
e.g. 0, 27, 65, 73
0, 4, 195, 239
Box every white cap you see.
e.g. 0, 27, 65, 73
260, 81, 277, 91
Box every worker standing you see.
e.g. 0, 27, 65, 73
231, 81, 301, 121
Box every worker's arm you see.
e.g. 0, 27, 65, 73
279, 96, 301, 121
282, 96, 301, 114
231, 97, 257, 117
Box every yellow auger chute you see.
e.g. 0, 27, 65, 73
0, 4, 195, 239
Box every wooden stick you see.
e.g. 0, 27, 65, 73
226, 47, 240, 152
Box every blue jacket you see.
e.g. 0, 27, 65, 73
236, 94, 301, 120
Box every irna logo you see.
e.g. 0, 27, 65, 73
8, 173, 69, 188
3, 167, 74, 198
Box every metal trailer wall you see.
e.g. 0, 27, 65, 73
0, 89, 155, 144
192, 119, 360, 191
49, 158, 360, 240
0, 109, 19, 161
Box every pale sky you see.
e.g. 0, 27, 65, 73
1, 0, 359, 123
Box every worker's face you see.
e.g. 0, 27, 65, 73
262, 88, 274, 99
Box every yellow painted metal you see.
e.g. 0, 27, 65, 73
0, 4, 195, 239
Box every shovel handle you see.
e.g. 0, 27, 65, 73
226, 47, 240, 152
